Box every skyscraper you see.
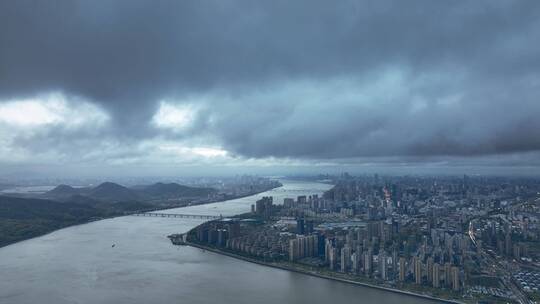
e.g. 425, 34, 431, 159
255, 196, 273, 219
433, 263, 440, 288
329, 247, 338, 271
297, 218, 305, 235
444, 263, 452, 287
427, 257, 434, 283
399, 257, 406, 282
289, 238, 299, 262
351, 252, 360, 274
324, 239, 332, 263
364, 250, 373, 276
305, 220, 314, 234
341, 246, 351, 273
451, 266, 460, 291
414, 257, 422, 284
379, 253, 388, 280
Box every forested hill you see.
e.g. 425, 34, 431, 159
0, 195, 153, 248
44, 182, 217, 202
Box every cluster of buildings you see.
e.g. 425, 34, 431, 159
186, 176, 282, 201
188, 174, 540, 302
321, 220, 464, 291
289, 235, 320, 261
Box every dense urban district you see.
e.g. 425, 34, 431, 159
180, 174, 540, 304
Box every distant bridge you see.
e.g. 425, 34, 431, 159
131, 212, 222, 220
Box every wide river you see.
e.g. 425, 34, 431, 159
0, 180, 439, 304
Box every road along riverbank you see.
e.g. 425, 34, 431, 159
181, 240, 464, 304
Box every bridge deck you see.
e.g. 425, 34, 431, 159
131, 212, 222, 220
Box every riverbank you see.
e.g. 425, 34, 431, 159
4, 179, 426, 304
184, 241, 464, 304
142, 182, 283, 211
0, 183, 283, 249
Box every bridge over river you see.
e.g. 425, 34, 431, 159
131, 212, 223, 220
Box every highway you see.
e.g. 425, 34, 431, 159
468, 219, 532, 304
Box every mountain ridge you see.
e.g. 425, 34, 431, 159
44, 181, 217, 202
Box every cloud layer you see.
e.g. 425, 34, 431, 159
1, 0, 540, 173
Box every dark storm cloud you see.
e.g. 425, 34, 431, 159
1, 0, 540, 163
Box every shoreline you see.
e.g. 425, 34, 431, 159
184, 241, 464, 304
0, 184, 282, 250
143, 183, 283, 212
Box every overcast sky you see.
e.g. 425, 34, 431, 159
1, 1, 539, 178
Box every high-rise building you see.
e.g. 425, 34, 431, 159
297, 218, 305, 235
505, 232, 512, 256
399, 257, 406, 282
444, 263, 452, 287
351, 252, 360, 274
379, 253, 388, 280
306, 235, 314, 256
217, 229, 228, 247
364, 250, 373, 276
329, 247, 338, 270
289, 238, 299, 262
513, 243, 522, 259
414, 257, 423, 285
426, 257, 434, 283
451, 266, 460, 291
227, 222, 240, 238
305, 220, 314, 234
341, 246, 351, 273
299, 237, 306, 257
317, 234, 325, 257
283, 198, 295, 208
312, 235, 319, 257
392, 248, 398, 278
255, 196, 273, 218
433, 263, 440, 288
324, 239, 332, 263
290, 235, 318, 262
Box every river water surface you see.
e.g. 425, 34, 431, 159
0, 180, 439, 304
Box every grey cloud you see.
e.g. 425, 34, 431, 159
1, 0, 540, 165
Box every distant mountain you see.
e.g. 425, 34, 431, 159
89, 182, 140, 202
46, 184, 83, 196
0, 181, 218, 248
137, 182, 217, 199
44, 181, 217, 203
